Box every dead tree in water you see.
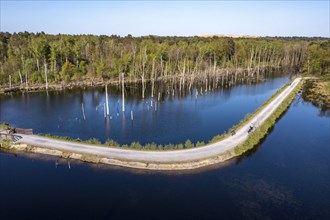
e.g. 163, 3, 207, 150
141, 47, 147, 99
44, 59, 48, 90
151, 57, 155, 98
105, 84, 110, 116
248, 47, 254, 77
18, 70, 23, 86
212, 54, 217, 90
25, 70, 28, 90
121, 72, 125, 112
20, 55, 24, 85
257, 48, 262, 80
178, 58, 186, 96
131, 46, 137, 82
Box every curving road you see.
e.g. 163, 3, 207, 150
16, 78, 301, 163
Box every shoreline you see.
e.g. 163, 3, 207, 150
6, 143, 238, 170
1, 78, 302, 170
0, 66, 291, 95
302, 76, 330, 110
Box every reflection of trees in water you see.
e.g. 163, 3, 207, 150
300, 88, 329, 117
235, 104, 291, 164
91, 90, 100, 108
235, 127, 273, 165
15, 68, 292, 145
109, 67, 291, 101
319, 108, 330, 117
302, 80, 330, 112
292, 93, 303, 107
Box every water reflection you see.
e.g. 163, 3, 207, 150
319, 108, 330, 117
1, 87, 329, 220
235, 126, 275, 164
0, 71, 291, 145
234, 102, 294, 165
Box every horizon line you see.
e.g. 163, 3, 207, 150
1, 31, 329, 39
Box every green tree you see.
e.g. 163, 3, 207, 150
60, 61, 75, 82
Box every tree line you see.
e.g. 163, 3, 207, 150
0, 31, 328, 88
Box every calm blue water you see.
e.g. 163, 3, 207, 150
0, 94, 329, 220
0, 75, 290, 145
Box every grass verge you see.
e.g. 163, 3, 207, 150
208, 82, 292, 144
234, 80, 302, 155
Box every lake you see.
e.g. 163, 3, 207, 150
1, 71, 291, 145
0, 91, 329, 219
1, 71, 329, 219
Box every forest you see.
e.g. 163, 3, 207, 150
0, 32, 329, 92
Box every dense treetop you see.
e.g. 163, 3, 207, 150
0, 32, 328, 85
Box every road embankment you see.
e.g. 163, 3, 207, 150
2, 78, 302, 170
8, 143, 237, 170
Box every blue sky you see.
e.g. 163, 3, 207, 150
1, 1, 329, 37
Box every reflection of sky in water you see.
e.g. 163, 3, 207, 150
0, 76, 290, 144
1, 95, 329, 220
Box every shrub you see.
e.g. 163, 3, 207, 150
104, 139, 120, 148
184, 139, 194, 149
85, 138, 101, 145
121, 144, 129, 149
150, 143, 157, 150
196, 141, 205, 147
177, 143, 184, 150
130, 142, 142, 149
164, 144, 174, 150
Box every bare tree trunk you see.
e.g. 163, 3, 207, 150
142, 75, 145, 99
205, 78, 208, 92
213, 57, 217, 75
262, 47, 267, 70
188, 75, 194, 93
105, 84, 110, 116
44, 60, 48, 90
252, 48, 258, 77
20, 55, 25, 86
9, 75, 11, 88
182, 59, 186, 92
234, 57, 238, 84
122, 72, 125, 112
248, 47, 254, 77
18, 69, 23, 85
164, 63, 168, 77
179, 77, 182, 94
54, 60, 57, 73
307, 58, 310, 75
160, 55, 164, 78
36, 59, 40, 72
257, 49, 261, 80
25, 71, 28, 89
151, 57, 155, 98
142, 47, 147, 99
132, 48, 136, 81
